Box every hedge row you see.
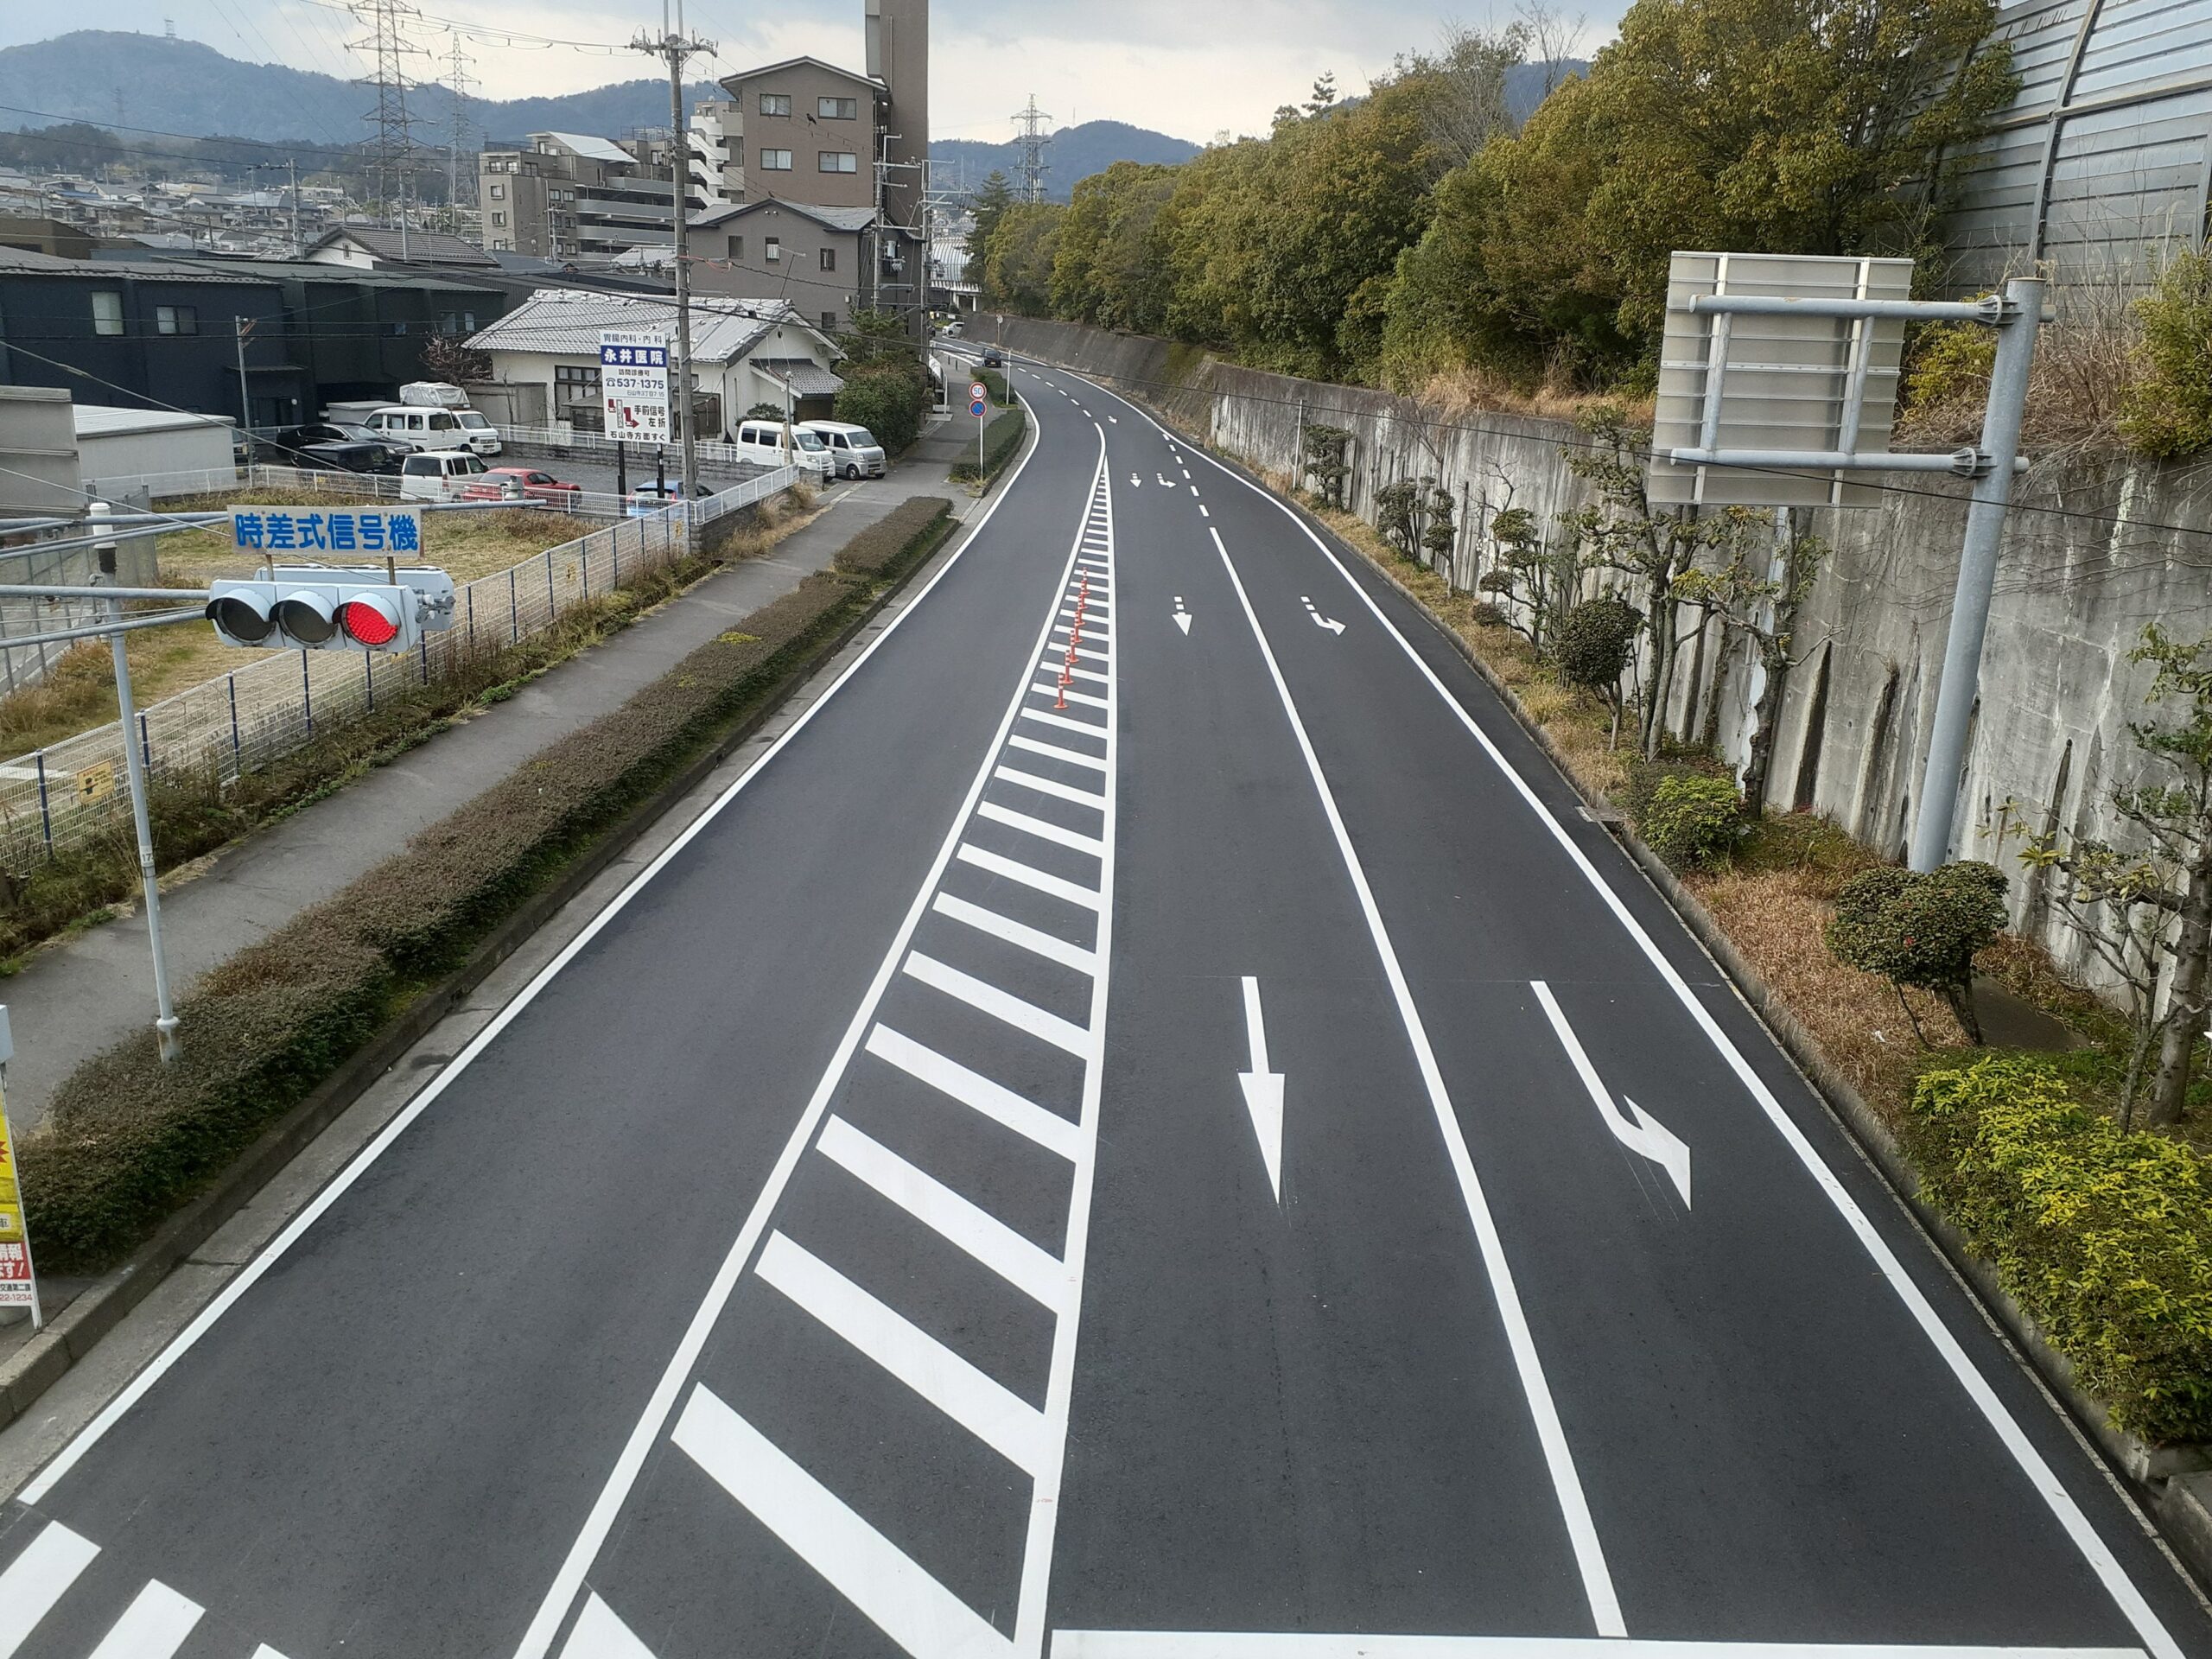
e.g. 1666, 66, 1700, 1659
952, 407, 1027, 484
832, 496, 952, 579
22, 509, 953, 1274
1906, 1056, 2212, 1444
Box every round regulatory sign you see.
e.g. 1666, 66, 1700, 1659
969, 398, 988, 418
969, 380, 988, 403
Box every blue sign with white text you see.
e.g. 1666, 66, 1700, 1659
228, 506, 423, 556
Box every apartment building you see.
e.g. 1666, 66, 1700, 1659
689, 100, 742, 213
689, 199, 878, 333
476, 133, 677, 260
720, 59, 880, 214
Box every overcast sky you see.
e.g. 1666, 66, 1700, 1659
18, 2, 1612, 143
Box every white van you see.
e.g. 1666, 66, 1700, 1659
734, 419, 836, 483
365, 405, 471, 452
798, 421, 887, 480
399, 449, 489, 499
452, 409, 504, 456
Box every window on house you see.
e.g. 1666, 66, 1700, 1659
766, 236, 781, 262
819, 151, 857, 174
155, 304, 197, 335
489, 182, 505, 200
728, 233, 743, 259
92, 291, 123, 335
759, 92, 791, 117
817, 96, 857, 119
759, 148, 793, 171
822, 311, 837, 333
491, 211, 506, 227
818, 246, 836, 272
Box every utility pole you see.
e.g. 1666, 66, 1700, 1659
286, 157, 301, 259
233, 316, 254, 431
633, 2, 714, 505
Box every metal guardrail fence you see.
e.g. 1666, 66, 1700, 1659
493, 424, 773, 475
0, 465, 798, 866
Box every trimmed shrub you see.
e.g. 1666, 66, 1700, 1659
20, 556, 910, 1271
1907, 1056, 2212, 1444
1825, 861, 2009, 1043
1638, 772, 1742, 868
833, 497, 953, 579
1555, 595, 1640, 696
835, 363, 926, 454
1470, 601, 1509, 628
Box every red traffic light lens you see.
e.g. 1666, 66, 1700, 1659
340, 596, 400, 648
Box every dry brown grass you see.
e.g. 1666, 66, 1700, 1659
1415, 364, 1626, 425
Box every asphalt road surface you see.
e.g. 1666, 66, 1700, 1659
3, 353, 2209, 1659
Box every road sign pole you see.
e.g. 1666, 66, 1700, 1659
104, 575, 181, 1064
1909, 276, 2043, 872
0, 1008, 40, 1332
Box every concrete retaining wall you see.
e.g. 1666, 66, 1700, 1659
977, 313, 2212, 989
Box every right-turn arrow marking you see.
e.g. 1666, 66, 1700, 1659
1530, 981, 1692, 1207
1237, 976, 1285, 1202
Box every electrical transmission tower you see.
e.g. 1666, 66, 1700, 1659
632, 2, 715, 506
350, 0, 426, 253
444, 35, 476, 238
1012, 95, 1052, 203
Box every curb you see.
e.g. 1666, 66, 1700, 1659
0, 543, 939, 1439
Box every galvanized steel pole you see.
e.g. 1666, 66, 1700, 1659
1909, 276, 2043, 872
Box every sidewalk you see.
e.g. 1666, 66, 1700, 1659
4, 449, 968, 1135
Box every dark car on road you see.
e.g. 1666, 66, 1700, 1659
254, 423, 402, 474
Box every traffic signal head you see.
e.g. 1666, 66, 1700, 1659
207, 568, 456, 653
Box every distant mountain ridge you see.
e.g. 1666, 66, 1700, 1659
0, 30, 1203, 194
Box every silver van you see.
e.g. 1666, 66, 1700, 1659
798, 421, 887, 480
400, 449, 489, 499
734, 419, 836, 483
365, 405, 471, 452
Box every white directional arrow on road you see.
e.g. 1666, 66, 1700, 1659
1530, 981, 1692, 1207
1237, 976, 1285, 1202
1173, 596, 1192, 636
1301, 596, 1346, 636
1157, 474, 1178, 489
1130, 474, 1142, 488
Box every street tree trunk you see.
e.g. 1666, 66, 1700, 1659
2148, 842, 2212, 1125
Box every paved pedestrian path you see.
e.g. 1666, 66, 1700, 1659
4, 456, 966, 1134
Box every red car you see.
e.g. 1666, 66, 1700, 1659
461, 467, 583, 504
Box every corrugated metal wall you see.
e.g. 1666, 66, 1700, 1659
1945, 0, 2212, 302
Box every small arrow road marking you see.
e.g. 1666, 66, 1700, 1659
1157, 474, 1177, 489
1173, 596, 1192, 636
1238, 976, 1286, 1202
1130, 474, 1141, 488
1530, 981, 1692, 1207
1300, 596, 1346, 636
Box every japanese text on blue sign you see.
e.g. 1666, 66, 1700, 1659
228, 506, 423, 556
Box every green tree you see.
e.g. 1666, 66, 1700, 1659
980, 201, 1065, 315
1826, 861, 2010, 1045
967, 170, 1015, 272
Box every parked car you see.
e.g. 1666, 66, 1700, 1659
363, 405, 472, 452
733, 419, 836, 484
798, 420, 887, 480
461, 467, 582, 505
399, 449, 490, 499
453, 409, 504, 456
624, 482, 690, 517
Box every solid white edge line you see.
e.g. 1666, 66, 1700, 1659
817, 1114, 1066, 1309
0, 1520, 99, 1659
1210, 523, 1624, 1639
16, 393, 1058, 1515
497, 429, 1109, 1659
1050, 1637, 2145, 1659
1092, 373, 2183, 1659
1013, 449, 1119, 1659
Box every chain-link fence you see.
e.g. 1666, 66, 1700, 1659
0, 467, 798, 868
